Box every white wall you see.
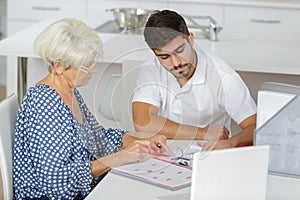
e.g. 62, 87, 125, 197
0, 0, 6, 85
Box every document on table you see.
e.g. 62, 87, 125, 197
111, 157, 192, 190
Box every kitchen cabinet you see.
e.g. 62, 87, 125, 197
7, 0, 87, 35
168, 2, 225, 26
223, 5, 300, 40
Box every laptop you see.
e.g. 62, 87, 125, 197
156, 145, 270, 200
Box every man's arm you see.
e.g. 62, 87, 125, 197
198, 114, 257, 150
132, 101, 228, 140
229, 114, 256, 147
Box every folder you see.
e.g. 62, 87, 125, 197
111, 157, 192, 190
255, 91, 300, 178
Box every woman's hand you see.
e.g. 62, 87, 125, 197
91, 140, 151, 177
117, 140, 150, 165
144, 134, 173, 155
115, 134, 172, 166
122, 132, 173, 155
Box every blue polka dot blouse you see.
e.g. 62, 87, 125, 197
13, 84, 126, 199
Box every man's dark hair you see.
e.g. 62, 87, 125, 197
144, 10, 189, 50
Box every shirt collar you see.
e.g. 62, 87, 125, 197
188, 49, 206, 85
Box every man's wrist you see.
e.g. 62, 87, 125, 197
226, 138, 239, 148
196, 127, 207, 139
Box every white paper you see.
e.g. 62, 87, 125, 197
112, 157, 192, 190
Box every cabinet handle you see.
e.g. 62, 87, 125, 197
251, 19, 281, 24
32, 6, 61, 11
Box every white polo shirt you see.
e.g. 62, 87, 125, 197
132, 48, 256, 132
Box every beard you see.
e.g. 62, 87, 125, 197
169, 62, 193, 78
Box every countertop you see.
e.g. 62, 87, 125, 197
0, 16, 299, 75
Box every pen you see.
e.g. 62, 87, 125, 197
148, 151, 170, 157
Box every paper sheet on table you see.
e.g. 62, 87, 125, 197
111, 157, 192, 190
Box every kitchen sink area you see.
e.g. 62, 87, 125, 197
95, 19, 214, 40
95, 20, 144, 34
95, 8, 218, 40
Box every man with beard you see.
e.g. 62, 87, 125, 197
132, 10, 257, 150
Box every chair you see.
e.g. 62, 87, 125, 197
96, 60, 144, 131
78, 60, 144, 132
0, 94, 19, 199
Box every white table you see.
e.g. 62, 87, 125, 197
85, 173, 300, 200
85, 140, 300, 200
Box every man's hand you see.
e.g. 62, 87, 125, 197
196, 124, 231, 151
203, 124, 229, 141
197, 139, 235, 151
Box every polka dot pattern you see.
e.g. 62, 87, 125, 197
13, 84, 125, 199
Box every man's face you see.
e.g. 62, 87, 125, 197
154, 35, 195, 80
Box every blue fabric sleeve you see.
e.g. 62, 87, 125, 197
105, 128, 126, 147
75, 89, 126, 153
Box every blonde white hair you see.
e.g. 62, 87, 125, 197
33, 18, 103, 72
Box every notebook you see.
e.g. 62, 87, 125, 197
157, 145, 270, 200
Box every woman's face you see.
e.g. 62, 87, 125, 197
74, 61, 97, 87
61, 59, 97, 88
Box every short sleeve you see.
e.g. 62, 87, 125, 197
105, 128, 126, 147
222, 73, 257, 124
132, 62, 162, 108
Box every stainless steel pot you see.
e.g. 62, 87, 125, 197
106, 8, 151, 30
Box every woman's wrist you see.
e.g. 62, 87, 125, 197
95, 151, 126, 170
121, 132, 136, 149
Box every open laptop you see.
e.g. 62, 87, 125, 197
156, 145, 270, 200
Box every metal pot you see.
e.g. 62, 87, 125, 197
106, 8, 151, 30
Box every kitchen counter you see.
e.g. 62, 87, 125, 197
0, 16, 299, 101
0, 16, 299, 75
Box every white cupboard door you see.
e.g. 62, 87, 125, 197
223, 6, 300, 40
168, 2, 224, 26
6, 21, 36, 36
8, 0, 86, 21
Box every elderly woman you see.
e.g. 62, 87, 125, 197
13, 18, 170, 200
